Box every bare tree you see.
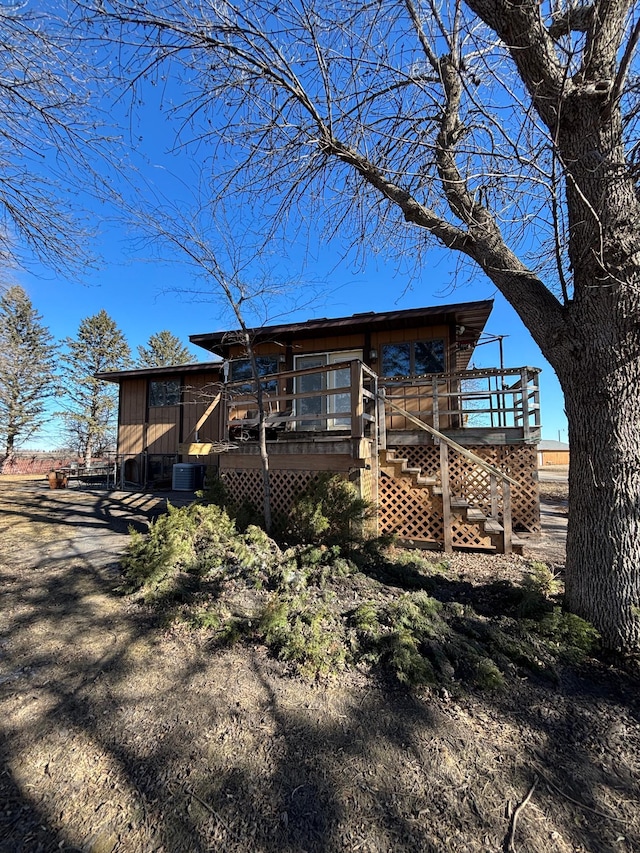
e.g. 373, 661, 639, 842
83, 0, 640, 654
132, 206, 315, 534
0, 2, 119, 274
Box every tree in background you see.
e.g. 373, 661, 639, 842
137, 330, 193, 367
0, 286, 57, 466
88, 0, 640, 655
60, 310, 131, 466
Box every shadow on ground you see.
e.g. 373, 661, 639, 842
1, 479, 638, 853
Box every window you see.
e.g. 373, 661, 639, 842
381, 340, 445, 377
294, 349, 363, 430
230, 356, 279, 393
149, 379, 181, 407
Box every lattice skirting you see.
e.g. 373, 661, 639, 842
378, 472, 443, 543
220, 443, 539, 545
220, 468, 319, 520
397, 444, 540, 533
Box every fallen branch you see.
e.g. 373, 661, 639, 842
538, 770, 628, 823
503, 777, 538, 853
184, 784, 232, 834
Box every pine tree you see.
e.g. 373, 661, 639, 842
60, 310, 131, 466
0, 286, 57, 465
136, 330, 192, 367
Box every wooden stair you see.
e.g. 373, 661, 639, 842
380, 449, 523, 555
379, 449, 436, 488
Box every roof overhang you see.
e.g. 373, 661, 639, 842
190, 299, 494, 370
96, 360, 222, 384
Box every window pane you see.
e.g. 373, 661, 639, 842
230, 356, 279, 393
414, 340, 445, 374
149, 380, 181, 407
381, 343, 411, 377
230, 359, 253, 383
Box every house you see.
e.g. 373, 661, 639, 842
99, 299, 541, 553
537, 439, 569, 467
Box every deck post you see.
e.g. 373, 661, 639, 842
502, 480, 513, 555
221, 384, 230, 443
432, 377, 440, 441
377, 387, 387, 451
440, 441, 453, 552
521, 368, 531, 441
351, 360, 365, 439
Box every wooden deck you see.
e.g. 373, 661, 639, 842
214, 362, 541, 453
116, 361, 541, 552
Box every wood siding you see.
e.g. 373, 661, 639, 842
117, 370, 222, 458
226, 322, 452, 370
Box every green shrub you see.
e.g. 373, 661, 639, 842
524, 561, 562, 597
121, 502, 276, 603
474, 657, 506, 690
121, 495, 601, 690
286, 473, 374, 549
385, 628, 437, 686
259, 594, 348, 679
533, 607, 599, 656
196, 474, 230, 508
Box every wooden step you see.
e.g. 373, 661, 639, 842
450, 496, 469, 509
416, 475, 437, 486
483, 518, 504, 534
453, 542, 497, 552
466, 508, 486, 522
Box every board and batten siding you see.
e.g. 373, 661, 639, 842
224, 322, 452, 368
117, 370, 222, 458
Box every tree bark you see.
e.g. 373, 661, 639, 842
560, 349, 640, 652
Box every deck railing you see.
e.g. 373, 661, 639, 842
223, 359, 379, 441
221, 362, 541, 445
381, 366, 541, 441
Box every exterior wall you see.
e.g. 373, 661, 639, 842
116, 369, 222, 483
538, 450, 570, 466
225, 322, 452, 369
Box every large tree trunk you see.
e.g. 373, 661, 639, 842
555, 274, 640, 653
562, 368, 640, 652
543, 82, 640, 653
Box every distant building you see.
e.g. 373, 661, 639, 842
537, 440, 569, 467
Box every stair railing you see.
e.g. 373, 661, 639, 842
380, 395, 519, 554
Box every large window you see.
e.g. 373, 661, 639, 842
381, 340, 445, 378
149, 379, 181, 407
229, 356, 279, 393
294, 349, 363, 430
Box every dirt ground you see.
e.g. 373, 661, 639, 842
1, 475, 639, 853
